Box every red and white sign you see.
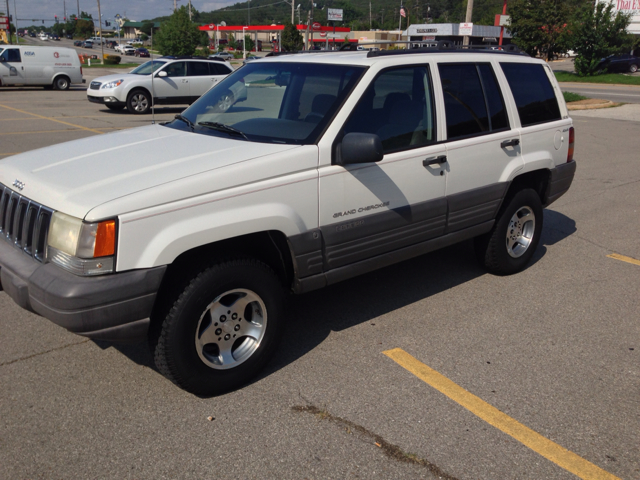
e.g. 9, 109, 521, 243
459, 22, 473, 36
320, 32, 327, 37
54, 52, 60, 58
312, 22, 321, 31
0, 16, 9, 29
209, 24, 214, 30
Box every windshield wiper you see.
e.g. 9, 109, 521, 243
198, 121, 248, 140
174, 114, 195, 130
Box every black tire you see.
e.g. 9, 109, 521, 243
474, 188, 543, 275
151, 258, 286, 396
105, 104, 125, 111
54, 75, 70, 90
630, 63, 638, 73
127, 89, 151, 114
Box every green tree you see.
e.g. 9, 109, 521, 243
244, 34, 255, 52
571, 2, 636, 76
228, 33, 237, 49
507, 0, 572, 60
281, 21, 303, 51
154, 6, 203, 56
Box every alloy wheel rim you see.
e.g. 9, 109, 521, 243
132, 94, 148, 112
195, 288, 267, 370
506, 206, 535, 258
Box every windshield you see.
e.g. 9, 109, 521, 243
130, 60, 167, 75
172, 61, 367, 145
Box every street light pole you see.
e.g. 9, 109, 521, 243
242, 25, 248, 59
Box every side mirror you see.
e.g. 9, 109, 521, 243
338, 133, 384, 165
157, 70, 167, 77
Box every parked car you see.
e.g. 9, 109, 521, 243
86, 56, 236, 113
126, 38, 142, 45
209, 52, 234, 61
242, 55, 259, 64
597, 54, 639, 73
134, 47, 149, 58
66, 34, 73, 39
2, 47, 576, 395
0, 45, 85, 89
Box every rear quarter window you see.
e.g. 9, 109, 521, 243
500, 63, 561, 127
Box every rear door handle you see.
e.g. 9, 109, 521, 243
501, 138, 520, 148
423, 155, 447, 167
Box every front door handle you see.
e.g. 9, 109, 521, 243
423, 155, 447, 167
501, 138, 520, 148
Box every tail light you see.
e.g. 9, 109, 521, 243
567, 126, 575, 163
80, 66, 83, 75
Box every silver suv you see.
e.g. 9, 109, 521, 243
87, 56, 234, 113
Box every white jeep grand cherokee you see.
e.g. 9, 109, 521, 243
87, 56, 235, 114
0, 46, 575, 395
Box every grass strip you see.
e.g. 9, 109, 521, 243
555, 71, 640, 86
563, 91, 589, 102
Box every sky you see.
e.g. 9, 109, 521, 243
6, 0, 238, 28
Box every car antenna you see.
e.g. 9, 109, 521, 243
151, 29, 155, 125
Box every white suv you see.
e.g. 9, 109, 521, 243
0, 46, 576, 395
87, 56, 235, 113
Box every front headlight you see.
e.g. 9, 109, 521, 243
101, 79, 124, 89
47, 212, 116, 276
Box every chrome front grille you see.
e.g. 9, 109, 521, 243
90, 81, 101, 90
0, 183, 53, 262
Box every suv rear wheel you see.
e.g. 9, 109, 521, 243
151, 258, 286, 396
127, 90, 151, 114
475, 188, 543, 275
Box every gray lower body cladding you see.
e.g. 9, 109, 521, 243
0, 240, 166, 343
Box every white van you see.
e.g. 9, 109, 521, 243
0, 46, 85, 90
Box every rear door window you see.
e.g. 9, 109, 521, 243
500, 63, 561, 127
188, 61, 210, 76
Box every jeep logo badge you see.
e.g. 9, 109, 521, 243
13, 179, 25, 191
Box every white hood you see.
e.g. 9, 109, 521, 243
0, 124, 299, 219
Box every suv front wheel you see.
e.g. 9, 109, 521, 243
475, 188, 543, 275
151, 258, 286, 396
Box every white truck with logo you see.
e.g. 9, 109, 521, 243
0, 46, 84, 90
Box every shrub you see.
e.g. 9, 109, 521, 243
104, 54, 122, 65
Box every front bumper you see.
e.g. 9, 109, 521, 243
0, 240, 166, 343
87, 95, 126, 107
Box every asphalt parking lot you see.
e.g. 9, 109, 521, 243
1, 83, 639, 479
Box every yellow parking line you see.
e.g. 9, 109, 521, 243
0, 103, 104, 134
383, 348, 620, 480
0, 152, 22, 156
607, 253, 640, 266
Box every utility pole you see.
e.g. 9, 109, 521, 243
369, 1, 372, 30
97, 0, 104, 63
77, 0, 79, 18
463, 0, 473, 46
188, 0, 192, 20
5, 0, 12, 44
291, 0, 294, 24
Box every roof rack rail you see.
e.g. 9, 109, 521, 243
159, 55, 221, 60
367, 42, 525, 57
